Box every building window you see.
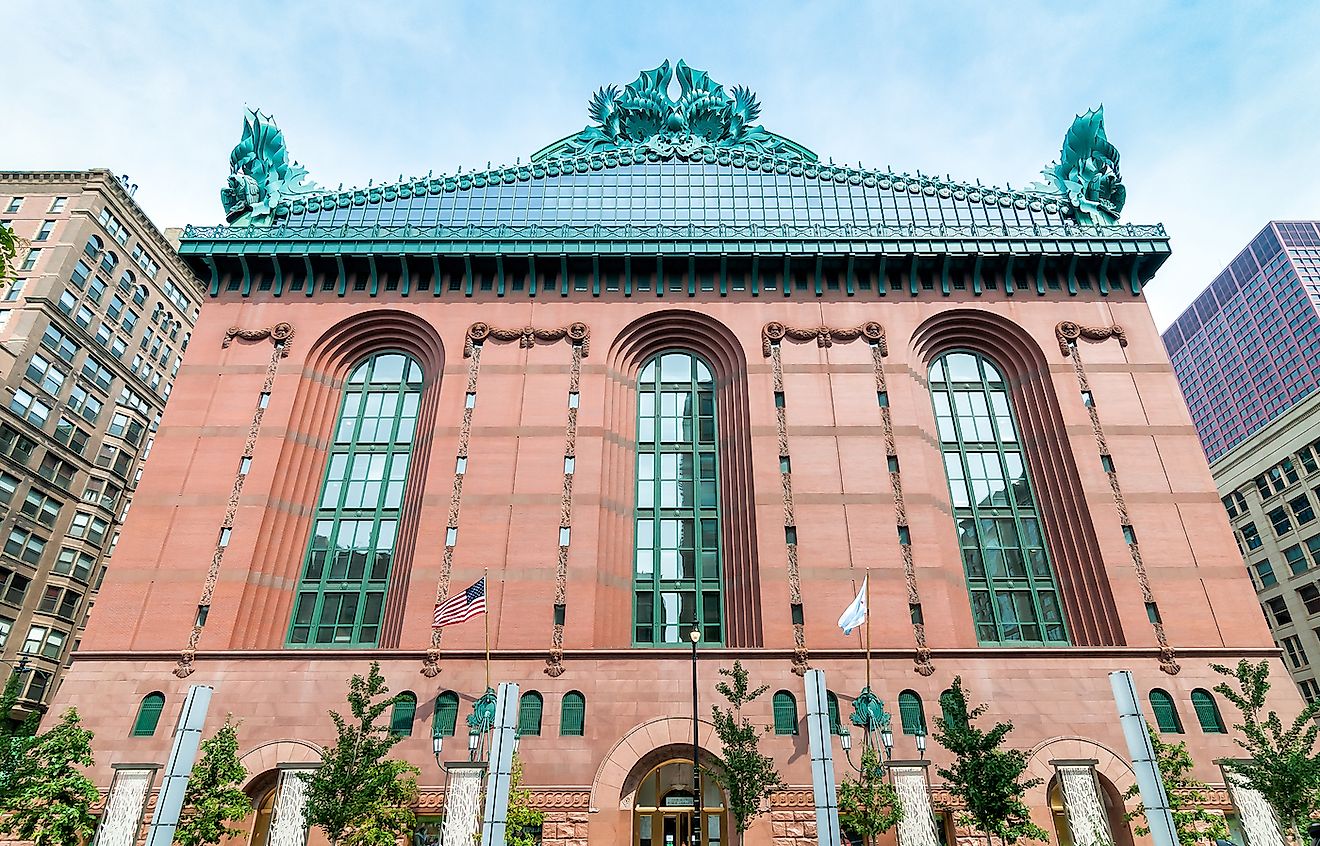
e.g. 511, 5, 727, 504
20, 250, 39, 272
518, 691, 543, 737
25, 353, 67, 396
0, 615, 11, 648
1300, 584, 1320, 617
1300, 678, 1320, 704
826, 691, 842, 735
1269, 506, 1294, 537
20, 489, 61, 528
53, 548, 95, 583
5, 198, 22, 213
1292, 495, 1317, 526
772, 690, 798, 735
929, 351, 1068, 645
1191, 689, 1226, 733
433, 691, 459, 738
0, 567, 30, 606
4, 527, 47, 565
21, 624, 66, 660
21, 670, 51, 703
898, 690, 927, 735
10, 388, 51, 427
132, 692, 166, 736
287, 352, 422, 647
1149, 689, 1183, 734
633, 352, 722, 646
1241, 522, 1263, 550
1253, 560, 1278, 589
49, 197, 66, 213
390, 691, 417, 737
0, 472, 16, 507
1282, 634, 1310, 668
560, 690, 586, 737
34, 220, 54, 242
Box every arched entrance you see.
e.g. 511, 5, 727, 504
632, 759, 728, 846
247, 770, 279, 846
1047, 772, 1134, 846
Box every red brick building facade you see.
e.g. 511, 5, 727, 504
47, 68, 1300, 846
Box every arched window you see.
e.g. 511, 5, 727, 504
119, 270, 135, 291
100, 251, 118, 275
1150, 689, 1183, 734
939, 688, 963, 731
132, 691, 165, 736
133, 284, 148, 307
390, 691, 417, 737
83, 235, 103, 259
287, 352, 423, 647
433, 691, 459, 738
772, 690, 798, 735
1191, 689, 1225, 734
898, 690, 926, 735
826, 691, 842, 735
633, 351, 722, 646
561, 690, 586, 737
929, 351, 1068, 645
518, 691, 543, 737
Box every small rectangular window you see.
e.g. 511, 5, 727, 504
564, 456, 575, 474
568, 392, 579, 409
553, 603, 566, 626
455, 456, 467, 474
1101, 454, 1116, 473
20, 249, 39, 272
559, 527, 571, 546
877, 391, 889, 408
790, 603, 804, 626
218, 527, 231, 547
897, 525, 911, 545
49, 197, 67, 213
1145, 601, 1162, 624
1081, 390, 1095, 407
445, 527, 457, 546
784, 526, 797, 545
238, 457, 252, 475
909, 603, 924, 625
1122, 525, 1138, 545
258, 392, 270, 409
779, 456, 791, 473
774, 391, 785, 409
5, 198, 22, 214
34, 220, 54, 242
465, 392, 476, 409
887, 455, 900, 473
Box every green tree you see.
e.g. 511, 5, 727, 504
506, 753, 546, 846
836, 743, 903, 846
175, 716, 253, 846
302, 662, 420, 846
0, 706, 99, 846
708, 660, 785, 840
933, 677, 1047, 846
0, 670, 40, 801
0, 224, 18, 289
1123, 723, 1227, 846
1213, 659, 1320, 843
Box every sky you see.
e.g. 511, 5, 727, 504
4, 1, 1319, 329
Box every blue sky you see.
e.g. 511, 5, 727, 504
4, 1, 1318, 328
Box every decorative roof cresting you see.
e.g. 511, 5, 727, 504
1030, 107, 1126, 225
221, 109, 320, 226
531, 59, 817, 163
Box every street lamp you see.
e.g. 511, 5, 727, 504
915, 727, 927, 760
689, 627, 701, 846
432, 732, 444, 767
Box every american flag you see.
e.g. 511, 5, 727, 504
433, 577, 486, 628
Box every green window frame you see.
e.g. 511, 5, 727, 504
898, 690, 926, 735
433, 691, 459, 738
929, 351, 1069, 646
1150, 688, 1183, 734
633, 352, 723, 646
1191, 689, 1225, 733
287, 352, 422, 647
826, 691, 842, 735
518, 691, 543, 737
560, 690, 586, 737
772, 690, 798, 735
390, 691, 417, 737
132, 691, 165, 737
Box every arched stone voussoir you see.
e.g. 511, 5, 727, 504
238, 738, 323, 785
590, 716, 722, 811
1026, 735, 1136, 800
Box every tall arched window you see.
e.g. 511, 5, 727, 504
518, 691, 543, 737
132, 691, 165, 737
826, 691, 842, 735
1150, 689, 1183, 734
1191, 689, 1226, 734
433, 691, 459, 738
898, 690, 926, 735
390, 691, 417, 737
287, 352, 422, 647
561, 690, 586, 737
83, 235, 103, 259
634, 352, 722, 646
930, 351, 1068, 645
773, 690, 798, 735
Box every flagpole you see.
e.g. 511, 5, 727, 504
864, 567, 871, 691
484, 567, 491, 690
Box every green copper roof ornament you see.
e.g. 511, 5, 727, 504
533, 60, 816, 163
1030, 106, 1127, 225
221, 108, 320, 226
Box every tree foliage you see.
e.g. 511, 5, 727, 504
708, 660, 785, 835
175, 716, 253, 846
303, 662, 421, 846
506, 753, 546, 846
933, 677, 1047, 846
1213, 659, 1320, 842
0, 670, 40, 801
837, 743, 903, 846
1123, 723, 1227, 846
0, 706, 99, 846
0, 224, 18, 289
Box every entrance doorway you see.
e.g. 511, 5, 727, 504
633, 759, 728, 846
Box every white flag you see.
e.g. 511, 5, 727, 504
838, 577, 867, 635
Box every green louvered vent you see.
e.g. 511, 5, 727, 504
433, 691, 459, 738
773, 691, 798, 736
1150, 689, 1183, 734
899, 691, 927, 735
132, 692, 165, 737
1191, 689, 1225, 733
519, 691, 543, 737
561, 691, 586, 737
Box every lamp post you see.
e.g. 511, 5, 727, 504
689, 627, 701, 846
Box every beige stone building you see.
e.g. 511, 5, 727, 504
0, 170, 202, 720
1211, 389, 1320, 703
